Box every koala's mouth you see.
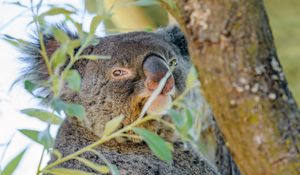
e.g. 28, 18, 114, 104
146, 94, 173, 115
138, 87, 175, 116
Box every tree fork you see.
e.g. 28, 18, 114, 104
172, 0, 300, 174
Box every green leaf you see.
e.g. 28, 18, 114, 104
65, 70, 81, 92
64, 103, 86, 120
2, 148, 27, 175
52, 149, 62, 160
89, 149, 120, 175
45, 168, 96, 175
50, 99, 85, 120
128, 0, 160, 6
67, 39, 81, 55
51, 75, 60, 96
76, 157, 110, 174
19, 129, 54, 149
133, 128, 172, 163
186, 66, 198, 88
165, 0, 177, 9
1, 34, 29, 48
102, 115, 124, 137
24, 80, 38, 94
90, 15, 103, 34
168, 109, 183, 127
50, 44, 68, 69
20, 108, 63, 125
53, 28, 70, 44
79, 55, 111, 60
40, 7, 75, 17
184, 108, 194, 128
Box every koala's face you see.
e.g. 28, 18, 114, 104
71, 28, 190, 137
22, 25, 190, 138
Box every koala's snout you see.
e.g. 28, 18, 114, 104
143, 55, 175, 95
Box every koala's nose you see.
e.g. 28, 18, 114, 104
143, 55, 175, 95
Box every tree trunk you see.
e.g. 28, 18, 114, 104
171, 0, 300, 174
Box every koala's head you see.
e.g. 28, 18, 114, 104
21, 26, 190, 138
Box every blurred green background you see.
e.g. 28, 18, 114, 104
265, 0, 300, 104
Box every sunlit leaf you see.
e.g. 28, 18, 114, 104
186, 66, 198, 88
19, 129, 54, 149
45, 168, 96, 175
79, 55, 111, 60
133, 128, 172, 163
52, 149, 62, 160
40, 7, 75, 17
67, 39, 81, 55
90, 15, 103, 34
2, 148, 27, 175
64, 103, 86, 120
53, 28, 70, 44
103, 115, 124, 137
128, 0, 160, 6
89, 149, 120, 175
21, 108, 63, 125
65, 70, 81, 92
50, 44, 68, 69
76, 157, 110, 174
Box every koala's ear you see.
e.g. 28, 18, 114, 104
157, 25, 188, 56
18, 24, 79, 98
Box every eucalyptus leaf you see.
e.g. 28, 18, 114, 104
128, 0, 160, 6
1, 34, 29, 48
53, 28, 70, 44
65, 70, 81, 92
186, 66, 198, 88
50, 44, 68, 69
45, 168, 96, 175
102, 115, 124, 137
76, 157, 110, 174
52, 149, 62, 160
2, 148, 27, 175
133, 128, 172, 163
64, 103, 86, 120
24, 80, 38, 94
168, 109, 183, 127
20, 108, 63, 125
79, 55, 111, 60
40, 7, 75, 17
90, 15, 103, 34
184, 108, 194, 128
19, 129, 54, 149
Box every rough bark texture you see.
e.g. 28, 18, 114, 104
173, 0, 300, 174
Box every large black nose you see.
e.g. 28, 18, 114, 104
143, 55, 175, 95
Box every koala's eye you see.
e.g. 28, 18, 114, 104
111, 68, 131, 79
169, 58, 177, 67
113, 69, 127, 77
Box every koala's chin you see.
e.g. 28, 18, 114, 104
147, 95, 173, 115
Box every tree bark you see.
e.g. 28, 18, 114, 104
172, 0, 300, 174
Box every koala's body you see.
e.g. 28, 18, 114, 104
20, 26, 238, 174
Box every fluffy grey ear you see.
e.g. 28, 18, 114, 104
17, 24, 79, 99
157, 25, 188, 56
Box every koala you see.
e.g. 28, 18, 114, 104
20, 25, 239, 175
